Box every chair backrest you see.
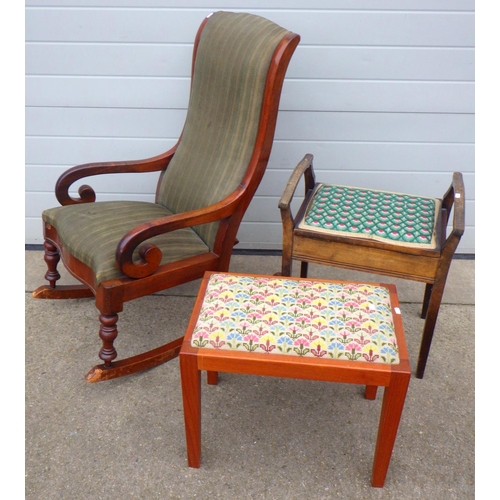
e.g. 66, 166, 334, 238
156, 11, 298, 249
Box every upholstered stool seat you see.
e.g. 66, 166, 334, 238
180, 271, 411, 487
298, 183, 440, 249
190, 273, 400, 363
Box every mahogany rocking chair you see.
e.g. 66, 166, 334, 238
279, 154, 465, 379
33, 12, 300, 382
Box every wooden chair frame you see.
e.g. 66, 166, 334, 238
33, 14, 300, 383
278, 154, 465, 378
180, 271, 411, 488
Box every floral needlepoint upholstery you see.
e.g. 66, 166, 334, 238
191, 274, 400, 364
298, 184, 441, 249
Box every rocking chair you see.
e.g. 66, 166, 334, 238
33, 11, 300, 382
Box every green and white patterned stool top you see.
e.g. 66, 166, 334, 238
191, 273, 400, 364
298, 183, 440, 249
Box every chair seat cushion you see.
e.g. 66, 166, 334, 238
191, 273, 400, 364
298, 183, 441, 249
43, 201, 210, 284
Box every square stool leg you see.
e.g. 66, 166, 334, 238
180, 357, 410, 487
180, 351, 201, 468
365, 385, 378, 400
371, 370, 410, 487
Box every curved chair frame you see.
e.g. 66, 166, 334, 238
33, 13, 300, 382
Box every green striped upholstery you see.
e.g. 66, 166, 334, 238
43, 201, 209, 284
42, 12, 290, 284
157, 12, 290, 248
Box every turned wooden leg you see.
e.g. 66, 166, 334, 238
416, 280, 446, 379
371, 371, 410, 487
43, 240, 61, 288
33, 239, 94, 300
98, 313, 119, 368
365, 385, 378, 400
421, 283, 433, 319
180, 352, 202, 468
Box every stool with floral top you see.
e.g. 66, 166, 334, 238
180, 271, 411, 487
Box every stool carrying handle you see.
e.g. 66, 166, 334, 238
278, 153, 315, 214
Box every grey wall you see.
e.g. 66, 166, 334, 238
25, 0, 475, 253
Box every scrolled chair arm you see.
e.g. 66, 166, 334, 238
116, 187, 246, 278
54, 148, 177, 206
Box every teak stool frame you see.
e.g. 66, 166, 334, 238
180, 271, 411, 488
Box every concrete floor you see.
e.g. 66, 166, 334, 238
25, 250, 474, 499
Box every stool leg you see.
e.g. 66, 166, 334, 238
371, 371, 410, 487
281, 242, 293, 277
421, 283, 433, 319
180, 352, 202, 468
365, 385, 378, 400
300, 261, 309, 278
207, 371, 218, 385
416, 279, 446, 379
